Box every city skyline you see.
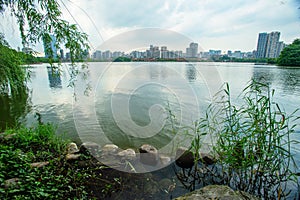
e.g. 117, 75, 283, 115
0, 0, 299, 53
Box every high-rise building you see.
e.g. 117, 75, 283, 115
44, 35, 57, 59
256, 31, 284, 58
186, 42, 198, 58
256, 32, 268, 58
265, 31, 280, 58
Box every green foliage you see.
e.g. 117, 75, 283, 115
277, 39, 300, 66
0, 124, 89, 199
0, 34, 27, 96
113, 57, 132, 62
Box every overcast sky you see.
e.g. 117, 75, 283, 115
1, 0, 299, 53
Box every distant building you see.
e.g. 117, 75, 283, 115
186, 42, 198, 58
265, 31, 280, 58
44, 35, 57, 59
256, 31, 285, 58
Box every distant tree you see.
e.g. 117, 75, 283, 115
277, 39, 300, 66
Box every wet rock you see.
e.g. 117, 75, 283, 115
67, 142, 80, 154
117, 148, 136, 161
174, 185, 259, 200
30, 161, 49, 168
66, 153, 81, 161
200, 153, 216, 165
159, 154, 172, 166
102, 144, 119, 155
139, 144, 158, 166
159, 178, 175, 193
80, 142, 100, 156
175, 147, 194, 168
4, 178, 21, 189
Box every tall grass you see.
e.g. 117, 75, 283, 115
172, 80, 299, 199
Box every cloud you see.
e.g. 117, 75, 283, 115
1, 0, 299, 52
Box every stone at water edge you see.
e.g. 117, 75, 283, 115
117, 148, 136, 161
139, 144, 158, 166
67, 142, 80, 154
101, 144, 119, 155
80, 142, 101, 156
174, 185, 259, 200
175, 147, 194, 169
159, 154, 172, 166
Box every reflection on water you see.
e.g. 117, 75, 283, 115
47, 67, 62, 88
185, 64, 197, 82
0, 87, 31, 131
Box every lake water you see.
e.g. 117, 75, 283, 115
1, 62, 300, 197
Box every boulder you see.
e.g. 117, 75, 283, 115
175, 147, 194, 168
174, 185, 259, 200
67, 142, 80, 154
117, 148, 136, 161
80, 142, 100, 156
139, 144, 158, 166
102, 144, 119, 155
159, 154, 172, 166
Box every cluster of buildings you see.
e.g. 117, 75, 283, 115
91, 42, 255, 61
19, 31, 287, 61
255, 31, 285, 58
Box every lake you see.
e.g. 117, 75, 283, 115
1, 62, 299, 197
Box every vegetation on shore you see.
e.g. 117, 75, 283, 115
277, 39, 300, 67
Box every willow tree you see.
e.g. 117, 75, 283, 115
0, 1, 89, 130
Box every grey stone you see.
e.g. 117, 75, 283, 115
80, 142, 100, 156
30, 161, 49, 168
117, 148, 136, 161
139, 144, 158, 166
67, 142, 79, 154
174, 185, 259, 200
159, 154, 172, 166
101, 144, 119, 155
175, 147, 194, 168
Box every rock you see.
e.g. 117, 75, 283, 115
200, 153, 216, 165
67, 142, 79, 154
117, 148, 136, 161
175, 147, 194, 168
4, 178, 21, 189
159, 154, 172, 166
159, 178, 175, 192
144, 180, 159, 195
101, 144, 119, 155
30, 161, 49, 168
139, 144, 158, 166
80, 142, 100, 156
66, 153, 81, 161
174, 185, 259, 200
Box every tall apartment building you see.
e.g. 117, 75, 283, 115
44, 35, 57, 59
186, 42, 198, 58
256, 33, 268, 58
256, 31, 284, 58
